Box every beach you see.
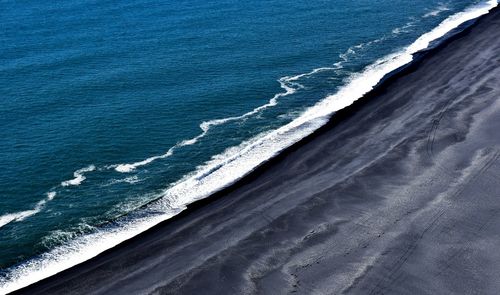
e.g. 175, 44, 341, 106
13, 6, 500, 295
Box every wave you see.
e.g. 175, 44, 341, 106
0, 192, 56, 229
0, 211, 38, 229
46, 191, 56, 201
0, 164, 93, 227
111, 76, 304, 173
392, 21, 416, 35
60, 165, 96, 187
111, 64, 345, 174
0, 1, 497, 293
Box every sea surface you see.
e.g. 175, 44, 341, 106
0, 0, 497, 292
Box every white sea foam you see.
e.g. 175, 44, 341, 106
61, 165, 96, 186
104, 175, 142, 186
0, 210, 175, 295
424, 2, 451, 18
112, 75, 304, 173
0, 192, 56, 229
46, 191, 56, 201
408, 1, 496, 53
112, 38, 347, 176
112, 64, 345, 174
113, 149, 174, 173
0, 210, 38, 228
1, 1, 497, 293
1, 167, 94, 228
392, 21, 416, 35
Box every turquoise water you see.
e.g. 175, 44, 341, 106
0, 0, 494, 290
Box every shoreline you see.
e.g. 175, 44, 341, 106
8, 4, 500, 294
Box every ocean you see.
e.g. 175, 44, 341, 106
0, 0, 497, 292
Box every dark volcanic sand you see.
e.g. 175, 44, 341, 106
15, 8, 500, 295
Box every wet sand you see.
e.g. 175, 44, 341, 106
14, 7, 500, 295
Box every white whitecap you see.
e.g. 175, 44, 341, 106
407, 1, 495, 54
392, 21, 416, 35
0, 192, 58, 229
47, 191, 56, 201
424, 2, 451, 18
104, 176, 142, 186
61, 165, 96, 186
0, 210, 39, 228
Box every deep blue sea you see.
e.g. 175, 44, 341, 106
1, 0, 497, 291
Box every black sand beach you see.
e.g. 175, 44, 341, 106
15, 7, 500, 295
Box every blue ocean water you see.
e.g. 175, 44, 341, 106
0, 0, 495, 291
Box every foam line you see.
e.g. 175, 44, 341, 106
0, 1, 497, 293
